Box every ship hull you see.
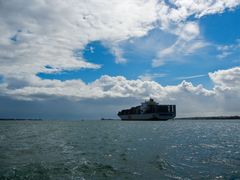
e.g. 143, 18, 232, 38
119, 113, 175, 121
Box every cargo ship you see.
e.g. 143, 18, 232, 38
118, 98, 176, 121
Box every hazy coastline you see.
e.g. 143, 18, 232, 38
1, 115, 240, 121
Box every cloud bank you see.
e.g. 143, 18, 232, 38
0, 67, 240, 117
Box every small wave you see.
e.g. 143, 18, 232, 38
75, 161, 118, 178
120, 153, 127, 161
151, 155, 173, 170
165, 173, 188, 180
0, 135, 6, 141
200, 143, 223, 149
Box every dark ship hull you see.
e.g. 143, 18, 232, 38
118, 99, 176, 121
119, 113, 175, 121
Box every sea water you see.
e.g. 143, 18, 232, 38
0, 120, 239, 179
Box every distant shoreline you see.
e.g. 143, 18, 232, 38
0, 118, 42, 121
175, 116, 240, 120
1, 116, 240, 121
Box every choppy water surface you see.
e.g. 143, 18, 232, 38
0, 120, 240, 179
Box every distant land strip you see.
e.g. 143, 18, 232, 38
0, 118, 42, 121
175, 116, 240, 120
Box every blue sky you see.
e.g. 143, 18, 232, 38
38, 7, 240, 89
0, 0, 240, 119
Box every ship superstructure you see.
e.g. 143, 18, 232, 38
118, 98, 176, 121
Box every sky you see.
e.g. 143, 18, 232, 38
0, 0, 240, 119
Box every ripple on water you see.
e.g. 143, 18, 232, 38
75, 161, 118, 178
151, 155, 173, 170
120, 153, 127, 161
0, 161, 123, 179
0, 163, 53, 180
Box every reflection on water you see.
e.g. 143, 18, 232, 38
0, 120, 240, 179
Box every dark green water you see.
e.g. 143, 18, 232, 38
0, 120, 240, 179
